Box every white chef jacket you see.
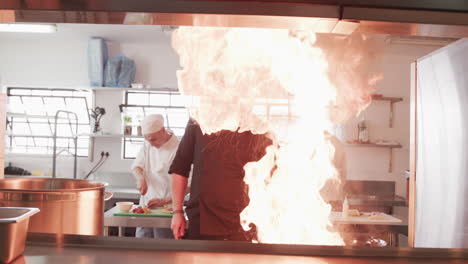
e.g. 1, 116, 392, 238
131, 134, 180, 205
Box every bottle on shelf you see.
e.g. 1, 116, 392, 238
357, 119, 369, 143
342, 197, 349, 218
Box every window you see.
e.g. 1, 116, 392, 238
253, 97, 292, 144
6, 87, 91, 156
120, 90, 293, 159
121, 89, 190, 159
254, 97, 345, 144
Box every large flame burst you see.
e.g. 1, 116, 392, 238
172, 26, 380, 245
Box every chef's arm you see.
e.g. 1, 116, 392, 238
171, 173, 188, 239
172, 173, 188, 211
132, 167, 144, 182
132, 167, 147, 195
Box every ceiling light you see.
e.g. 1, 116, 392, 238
331, 21, 360, 35
123, 13, 153, 25
0, 23, 57, 33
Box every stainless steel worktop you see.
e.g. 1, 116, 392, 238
18, 246, 468, 264
330, 195, 407, 207
348, 195, 407, 206
12, 233, 468, 264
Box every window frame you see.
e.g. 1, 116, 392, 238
5, 87, 91, 157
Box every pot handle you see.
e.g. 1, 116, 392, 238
104, 191, 113, 201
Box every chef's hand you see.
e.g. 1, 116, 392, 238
137, 179, 147, 195
171, 213, 186, 240
147, 198, 169, 209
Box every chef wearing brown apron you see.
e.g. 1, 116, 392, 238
169, 119, 272, 241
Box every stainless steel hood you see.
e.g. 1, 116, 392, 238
1, 0, 468, 38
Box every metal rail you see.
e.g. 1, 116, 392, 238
25, 232, 468, 260
52, 110, 78, 179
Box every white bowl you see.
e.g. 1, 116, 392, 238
116, 202, 134, 213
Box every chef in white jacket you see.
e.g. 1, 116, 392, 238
132, 114, 180, 238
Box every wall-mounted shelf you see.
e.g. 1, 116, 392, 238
81, 133, 184, 139
88, 87, 178, 92
371, 96, 403, 103
79, 133, 143, 139
346, 142, 402, 173
349, 95, 404, 174
5, 86, 178, 93
6, 133, 76, 139
346, 142, 402, 148
6, 112, 69, 120
371, 95, 403, 128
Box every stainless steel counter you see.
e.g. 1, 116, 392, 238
348, 195, 407, 207
330, 195, 407, 207
13, 233, 468, 264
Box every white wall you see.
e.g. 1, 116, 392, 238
343, 39, 439, 197
0, 24, 180, 186
0, 25, 441, 194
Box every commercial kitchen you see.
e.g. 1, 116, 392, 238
0, 1, 468, 263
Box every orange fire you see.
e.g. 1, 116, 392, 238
172, 26, 379, 245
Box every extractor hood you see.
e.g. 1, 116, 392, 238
1, 0, 468, 38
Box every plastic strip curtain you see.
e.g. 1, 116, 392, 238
415, 39, 468, 248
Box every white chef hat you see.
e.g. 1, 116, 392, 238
141, 114, 165, 135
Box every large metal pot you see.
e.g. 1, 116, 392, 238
0, 178, 113, 236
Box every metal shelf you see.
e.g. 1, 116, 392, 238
79, 133, 143, 139
346, 142, 402, 173
6, 86, 178, 93
349, 95, 404, 173
6, 112, 69, 120
90, 87, 178, 92
346, 142, 402, 148
6, 133, 76, 139
371, 95, 403, 128
371, 96, 403, 103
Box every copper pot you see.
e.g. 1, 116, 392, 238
0, 178, 113, 236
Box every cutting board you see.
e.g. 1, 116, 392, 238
114, 207, 173, 218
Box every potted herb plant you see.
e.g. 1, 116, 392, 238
123, 115, 133, 135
